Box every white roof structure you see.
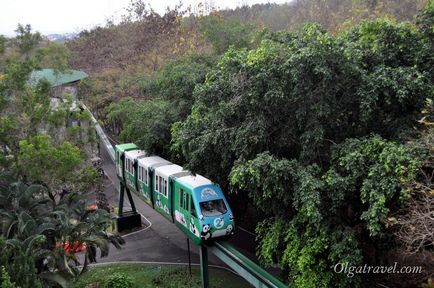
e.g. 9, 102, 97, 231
155, 164, 184, 178
138, 156, 171, 168
124, 149, 146, 159
177, 174, 213, 189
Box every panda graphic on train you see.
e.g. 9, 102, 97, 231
115, 143, 235, 245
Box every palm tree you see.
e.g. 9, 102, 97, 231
0, 182, 52, 239
48, 195, 125, 275
0, 235, 45, 288
0, 182, 125, 286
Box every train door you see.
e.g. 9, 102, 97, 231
154, 173, 171, 219
179, 187, 190, 231
148, 168, 155, 208
189, 193, 200, 239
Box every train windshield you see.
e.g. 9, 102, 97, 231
200, 199, 227, 217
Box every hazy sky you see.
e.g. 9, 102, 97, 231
0, 0, 290, 36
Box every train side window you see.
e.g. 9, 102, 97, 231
145, 168, 148, 185
183, 191, 187, 210
142, 167, 145, 182
164, 180, 167, 197
138, 166, 141, 181
156, 175, 159, 191
142, 168, 144, 184
180, 188, 188, 210
180, 189, 184, 208
159, 177, 163, 194
126, 159, 129, 173
190, 195, 197, 217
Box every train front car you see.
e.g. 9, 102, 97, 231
173, 174, 235, 245
196, 184, 235, 242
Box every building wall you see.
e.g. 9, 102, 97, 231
51, 82, 78, 101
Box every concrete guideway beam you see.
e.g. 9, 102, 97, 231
206, 241, 287, 288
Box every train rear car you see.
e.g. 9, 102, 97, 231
114, 143, 138, 180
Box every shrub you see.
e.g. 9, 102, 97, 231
104, 272, 133, 288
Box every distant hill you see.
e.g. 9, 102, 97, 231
46, 33, 77, 43
67, 0, 428, 73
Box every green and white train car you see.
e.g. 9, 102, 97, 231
115, 143, 235, 245
137, 156, 171, 206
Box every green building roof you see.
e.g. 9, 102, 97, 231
30, 69, 88, 88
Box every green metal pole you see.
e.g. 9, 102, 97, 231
200, 245, 209, 288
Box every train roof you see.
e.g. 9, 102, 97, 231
115, 143, 138, 152
155, 164, 184, 178
124, 149, 146, 159
177, 174, 213, 189
138, 156, 171, 168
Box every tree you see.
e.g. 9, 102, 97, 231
171, 9, 433, 287
198, 14, 258, 54
0, 236, 44, 288
1, 266, 21, 288
0, 181, 125, 286
14, 24, 42, 56
0, 24, 124, 287
106, 54, 215, 159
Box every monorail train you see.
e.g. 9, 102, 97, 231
115, 143, 235, 245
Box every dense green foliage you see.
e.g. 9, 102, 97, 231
172, 20, 432, 180
107, 54, 215, 158
0, 26, 124, 287
0, 182, 124, 287
198, 15, 258, 54
169, 7, 433, 288
0, 266, 21, 288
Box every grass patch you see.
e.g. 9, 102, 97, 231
69, 263, 252, 288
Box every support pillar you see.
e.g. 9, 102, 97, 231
187, 238, 192, 276
125, 186, 137, 213
119, 182, 125, 217
200, 245, 209, 288
117, 181, 141, 232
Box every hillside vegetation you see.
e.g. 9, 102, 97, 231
67, 1, 434, 287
